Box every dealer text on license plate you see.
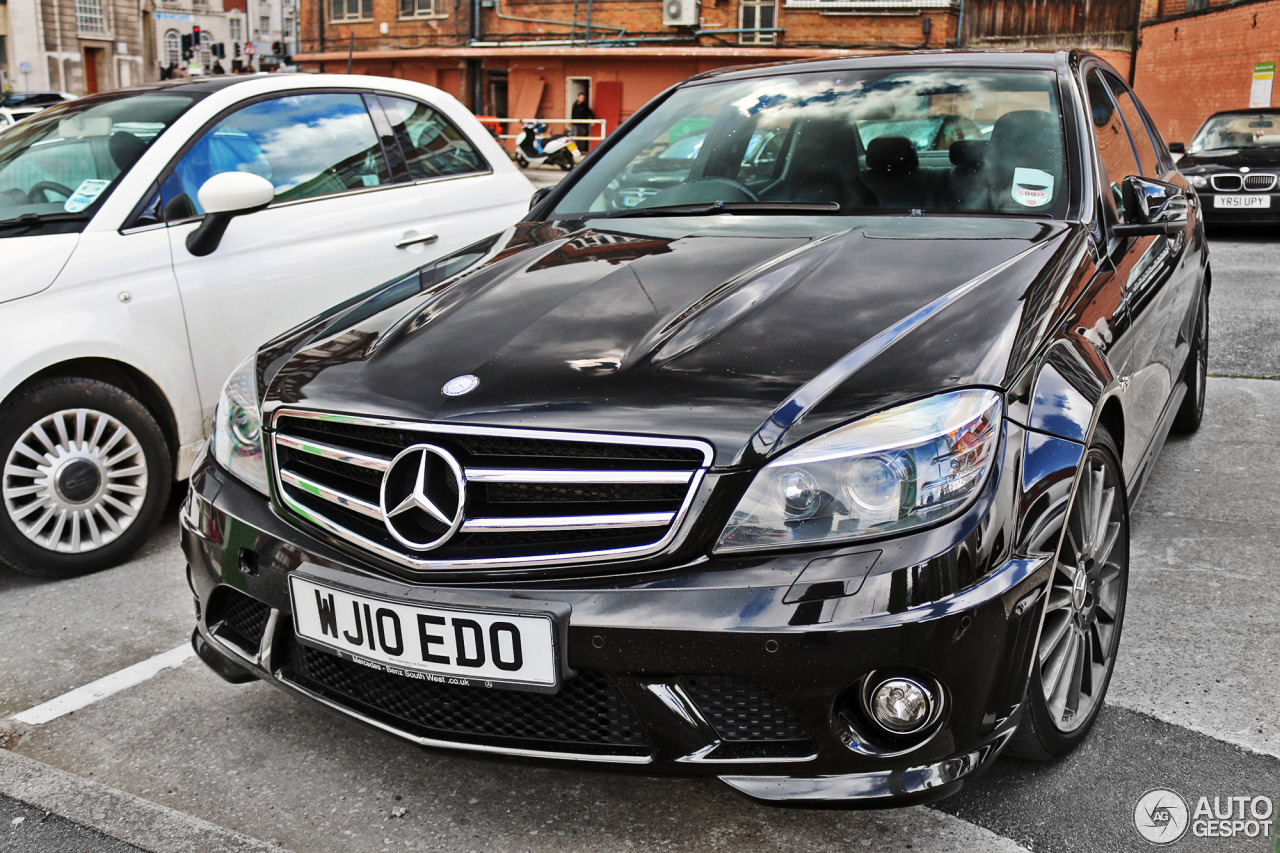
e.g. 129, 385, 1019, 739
289, 576, 558, 689
1215, 195, 1271, 209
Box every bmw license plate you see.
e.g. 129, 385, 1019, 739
1214, 195, 1271, 208
289, 576, 559, 690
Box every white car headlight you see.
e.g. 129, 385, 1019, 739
211, 353, 269, 495
715, 389, 1002, 553
1187, 174, 1208, 189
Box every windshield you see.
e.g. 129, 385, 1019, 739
1189, 113, 1280, 152
551, 68, 1068, 219
0, 91, 197, 226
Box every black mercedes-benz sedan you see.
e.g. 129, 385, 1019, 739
181, 50, 1208, 806
1173, 108, 1280, 226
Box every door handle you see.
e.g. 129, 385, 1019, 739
396, 233, 439, 249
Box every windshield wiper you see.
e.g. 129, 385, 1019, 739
599, 201, 842, 218
0, 212, 85, 235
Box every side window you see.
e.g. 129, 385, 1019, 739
1085, 70, 1142, 220
166, 93, 390, 216
377, 96, 486, 180
1104, 74, 1163, 177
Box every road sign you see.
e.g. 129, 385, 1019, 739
244, 40, 256, 56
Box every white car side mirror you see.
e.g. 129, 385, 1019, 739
196, 171, 275, 215
187, 172, 275, 257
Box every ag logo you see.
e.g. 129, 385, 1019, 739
1134, 788, 1190, 845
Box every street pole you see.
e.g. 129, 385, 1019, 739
346, 32, 353, 73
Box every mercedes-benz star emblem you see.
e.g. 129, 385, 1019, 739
442, 374, 480, 397
379, 444, 466, 551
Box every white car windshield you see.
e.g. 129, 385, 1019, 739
0, 92, 196, 226
552, 68, 1069, 219
1189, 113, 1280, 152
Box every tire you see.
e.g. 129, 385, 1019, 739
1008, 427, 1128, 760
515, 153, 529, 169
1172, 286, 1208, 434
0, 378, 172, 579
556, 151, 574, 171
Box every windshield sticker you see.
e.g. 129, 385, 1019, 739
361, 174, 380, 187
63, 179, 112, 213
1011, 168, 1054, 208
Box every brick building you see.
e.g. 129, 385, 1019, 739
294, 0, 959, 137
1133, 0, 1280, 145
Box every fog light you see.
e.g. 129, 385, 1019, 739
868, 677, 934, 735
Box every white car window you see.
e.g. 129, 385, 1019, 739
378, 95, 486, 180
168, 93, 391, 215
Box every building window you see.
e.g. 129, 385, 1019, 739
229, 17, 242, 41
329, 0, 372, 22
164, 29, 181, 66
75, 0, 106, 34
399, 0, 439, 18
739, 0, 777, 44
200, 32, 212, 67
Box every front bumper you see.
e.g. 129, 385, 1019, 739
181, 441, 1054, 806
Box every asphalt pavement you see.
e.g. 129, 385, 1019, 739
1, 218, 1278, 853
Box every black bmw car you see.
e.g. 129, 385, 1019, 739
1174, 108, 1280, 226
181, 50, 1208, 806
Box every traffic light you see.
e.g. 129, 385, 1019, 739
271, 41, 282, 56
180, 33, 193, 60
213, 42, 226, 58
234, 42, 240, 57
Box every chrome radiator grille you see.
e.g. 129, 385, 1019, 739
270, 411, 712, 572
1244, 173, 1277, 191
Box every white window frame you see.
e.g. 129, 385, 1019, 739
200, 32, 212, 67
398, 0, 445, 19
739, 0, 777, 45
75, 0, 107, 35
164, 29, 181, 67
329, 0, 373, 23
229, 17, 242, 41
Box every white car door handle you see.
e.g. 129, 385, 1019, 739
396, 233, 439, 249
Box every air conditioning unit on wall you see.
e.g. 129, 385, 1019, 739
663, 0, 698, 27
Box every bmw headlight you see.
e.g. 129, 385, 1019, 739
211, 353, 269, 495
1186, 174, 1208, 189
715, 389, 1002, 553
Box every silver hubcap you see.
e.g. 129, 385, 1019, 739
1038, 454, 1125, 733
2, 408, 148, 553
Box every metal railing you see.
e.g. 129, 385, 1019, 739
476, 116, 608, 148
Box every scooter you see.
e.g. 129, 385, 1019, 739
513, 122, 580, 171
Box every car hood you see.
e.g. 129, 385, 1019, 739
0, 232, 79, 304
263, 215, 1076, 467
1178, 148, 1280, 170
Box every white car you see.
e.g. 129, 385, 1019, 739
0, 74, 534, 578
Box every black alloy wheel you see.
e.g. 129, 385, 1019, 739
1009, 427, 1129, 759
1172, 286, 1208, 434
0, 378, 172, 579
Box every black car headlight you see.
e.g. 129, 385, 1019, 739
715, 389, 1002, 553
210, 353, 269, 495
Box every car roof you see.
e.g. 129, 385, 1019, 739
682, 49, 1068, 85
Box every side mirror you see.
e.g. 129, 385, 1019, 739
1168, 141, 1186, 155
528, 186, 551, 212
1113, 175, 1188, 238
186, 172, 275, 257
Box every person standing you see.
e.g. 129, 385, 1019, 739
571, 91, 594, 152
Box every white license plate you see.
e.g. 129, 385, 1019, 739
289, 576, 558, 689
1214, 195, 1271, 209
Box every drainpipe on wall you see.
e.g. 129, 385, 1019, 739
1128, 0, 1142, 85
955, 0, 965, 48
585, 0, 592, 43
317, 0, 326, 71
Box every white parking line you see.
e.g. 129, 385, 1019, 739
10, 644, 194, 726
